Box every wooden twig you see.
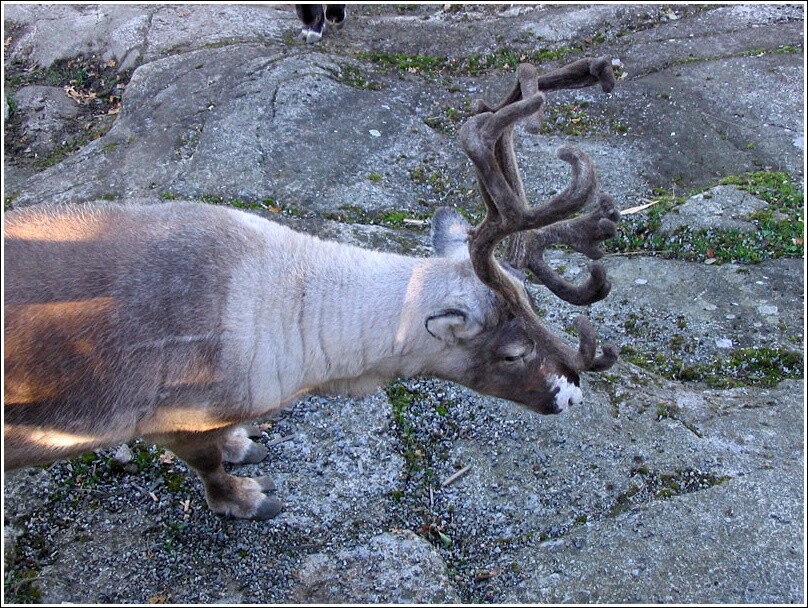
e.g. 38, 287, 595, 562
266, 434, 295, 447
620, 199, 661, 215
441, 465, 471, 488
607, 250, 672, 257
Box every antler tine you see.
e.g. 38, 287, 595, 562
535, 56, 616, 93
474, 57, 616, 126
484, 57, 616, 112
521, 193, 622, 305
570, 316, 619, 371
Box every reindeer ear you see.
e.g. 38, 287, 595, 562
431, 208, 471, 259
425, 307, 483, 344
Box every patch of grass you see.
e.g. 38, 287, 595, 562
201, 193, 263, 210
129, 443, 163, 471
607, 171, 804, 263
357, 51, 448, 76
409, 164, 456, 195
6, 60, 84, 90
325, 204, 430, 229
384, 380, 466, 558
621, 345, 803, 388
4, 567, 43, 603
610, 467, 731, 516
197, 194, 304, 217
337, 64, 385, 91
6, 93, 19, 114
385, 382, 421, 472
607, 190, 683, 253
5, 54, 129, 173
357, 45, 577, 79
31, 132, 102, 169
653, 45, 803, 74
539, 100, 627, 136
719, 171, 803, 214
423, 102, 474, 136
5, 55, 127, 111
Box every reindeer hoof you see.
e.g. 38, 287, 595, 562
253, 495, 283, 520
255, 476, 276, 493
240, 442, 269, 464
251, 478, 281, 519
208, 475, 280, 520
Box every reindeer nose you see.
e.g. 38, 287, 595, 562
550, 375, 583, 412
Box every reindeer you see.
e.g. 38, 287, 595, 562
4, 57, 620, 520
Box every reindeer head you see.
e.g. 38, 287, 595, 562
427, 58, 620, 414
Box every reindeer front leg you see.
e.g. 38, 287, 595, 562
153, 426, 281, 520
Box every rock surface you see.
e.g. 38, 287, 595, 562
3, 4, 804, 604
659, 185, 771, 233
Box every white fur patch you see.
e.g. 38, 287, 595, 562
301, 27, 323, 44
550, 375, 583, 413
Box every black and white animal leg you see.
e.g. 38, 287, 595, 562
295, 4, 326, 44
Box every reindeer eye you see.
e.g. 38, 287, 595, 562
501, 341, 535, 362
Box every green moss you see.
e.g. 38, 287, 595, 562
357, 45, 577, 78
198, 194, 303, 216
423, 102, 473, 136
4, 568, 43, 603
326, 204, 429, 229
622, 345, 803, 388
539, 101, 628, 136
607, 172, 804, 263
337, 64, 385, 91
610, 467, 731, 516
